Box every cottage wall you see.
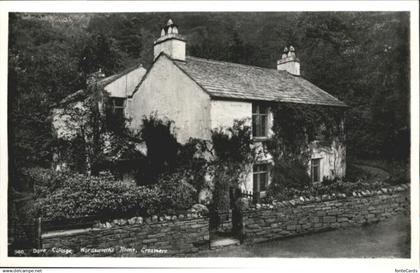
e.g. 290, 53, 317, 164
208, 101, 345, 193
104, 66, 147, 98
128, 55, 212, 144
310, 140, 346, 180
210, 100, 252, 129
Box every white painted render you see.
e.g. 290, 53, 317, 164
277, 60, 300, 76
210, 100, 252, 129
310, 140, 346, 180
128, 55, 211, 144
104, 66, 147, 98
153, 38, 186, 61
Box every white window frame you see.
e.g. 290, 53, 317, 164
311, 158, 322, 183
110, 97, 125, 117
252, 104, 269, 139
253, 163, 269, 194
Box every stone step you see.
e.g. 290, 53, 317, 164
210, 237, 240, 249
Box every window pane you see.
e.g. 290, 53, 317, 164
314, 165, 320, 182
252, 115, 257, 137
311, 159, 321, 182
254, 164, 269, 192
253, 174, 259, 192
260, 105, 268, 114
252, 104, 259, 114
113, 98, 125, 107
260, 115, 267, 136
260, 173, 267, 191
260, 164, 267, 172
115, 108, 124, 118
256, 117, 261, 137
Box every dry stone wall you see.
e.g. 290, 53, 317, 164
40, 184, 410, 256
41, 213, 209, 257
242, 184, 410, 244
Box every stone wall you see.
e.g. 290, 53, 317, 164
41, 214, 209, 257
40, 184, 410, 256
242, 184, 410, 244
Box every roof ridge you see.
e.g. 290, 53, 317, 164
184, 55, 288, 74
176, 55, 346, 107
97, 62, 143, 87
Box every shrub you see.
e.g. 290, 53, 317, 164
137, 115, 180, 185
22, 167, 67, 198
210, 120, 258, 212
321, 176, 339, 186
157, 170, 197, 214
268, 160, 311, 195
31, 171, 161, 221
29, 168, 199, 222
386, 162, 409, 185
344, 164, 373, 182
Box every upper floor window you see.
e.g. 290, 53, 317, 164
252, 104, 269, 138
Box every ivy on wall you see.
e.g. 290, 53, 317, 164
266, 102, 345, 191
54, 83, 140, 176
209, 119, 259, 212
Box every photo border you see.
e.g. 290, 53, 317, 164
0, 1, 418, 271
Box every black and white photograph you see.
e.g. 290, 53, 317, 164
1, 1, 419, 271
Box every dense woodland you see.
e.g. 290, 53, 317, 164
8, 12, 410, 191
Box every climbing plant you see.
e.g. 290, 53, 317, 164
266, 103, 345, 192
54, 83, 140, 176
209, 119, 260, 212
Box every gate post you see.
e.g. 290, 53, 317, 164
35, 217, 42, 249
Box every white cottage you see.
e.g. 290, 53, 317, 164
53, 19, 346, 197
126, 19, 347, 195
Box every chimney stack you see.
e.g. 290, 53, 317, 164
86, 68, 106, 86
277, 45, 300, 76
153, 19, 186, 61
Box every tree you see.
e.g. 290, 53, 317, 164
79, 33, 125, 79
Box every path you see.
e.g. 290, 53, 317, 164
196, 214, 410, 258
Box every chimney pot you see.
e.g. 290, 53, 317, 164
153, 19, 186, 61
277, 45, 300, 76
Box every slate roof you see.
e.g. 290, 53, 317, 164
96, 64, 143, 89
54, 89, 88, 108
54, 63, 143, 108
173, 56, 346, 107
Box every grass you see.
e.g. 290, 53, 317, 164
346, 158, 409, 185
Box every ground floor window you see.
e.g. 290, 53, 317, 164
253, 163, 269, 193
311, 158, 321, 183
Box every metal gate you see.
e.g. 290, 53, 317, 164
209, 187, 244, 241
